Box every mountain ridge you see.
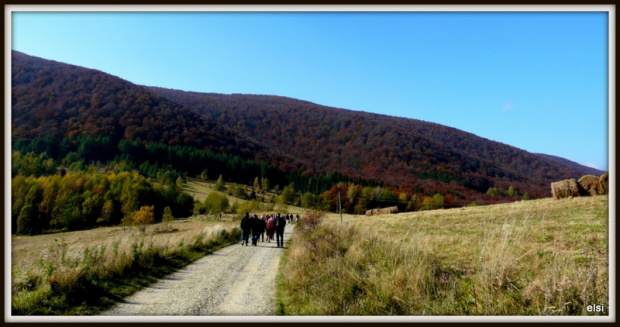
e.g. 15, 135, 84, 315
148, 86, 603, 198
11, 50, 604, 202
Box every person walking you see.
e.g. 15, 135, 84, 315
260, 215, 267, 242
240, 212, 251, 246
275, 213, 286, 248
251, 214, 262, 246
266, 214, 275, 242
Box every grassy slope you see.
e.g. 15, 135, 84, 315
184, 179, 306, 215
327, 196, 608, 271
280, 196, 609, 315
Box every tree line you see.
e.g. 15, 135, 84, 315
11, 168, 193, 235
12, 134, 532, 236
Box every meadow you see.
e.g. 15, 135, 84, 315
279, 196, 609, 315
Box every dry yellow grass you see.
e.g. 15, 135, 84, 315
323, 196, 608, 269
11, 218, 236, 274
281, 196, 609, 315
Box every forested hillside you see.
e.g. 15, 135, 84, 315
150, 87, 603, 199
11, 51, 265, 159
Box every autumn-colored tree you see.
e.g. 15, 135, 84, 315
133, 205, 154, 233
99, 200, 114, 225
254, 177, 261, 193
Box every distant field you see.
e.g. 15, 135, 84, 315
183, 179, 305, 216
282, 196, 609, 315
183, 179, 245, 204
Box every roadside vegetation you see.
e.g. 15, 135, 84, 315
11, 219, 240, 315
278, 196, 608, 315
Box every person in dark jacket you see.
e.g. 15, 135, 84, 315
251, 214, 262, 246
260, 215, 267, 242
240, 212, 251, 246
275, 213, 286, 248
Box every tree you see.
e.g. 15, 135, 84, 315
398, 192, 410, 212
215, 174, 226, 191
175, 193, 195, 217
133, 205, 155, 233
202, 192, 230, 214
420, 196, 434, 211
486, 187, 498, 196
261, 177, 270, 192
254, 177, 261, 193
279, 183, 295, 205
176, 176, 184, 190
16, 204, 38, 235
99, 200, 114, 225
301, 192, 318, 209
506, 186, 517, 197
233, 185, 246, 199
162, 206, 174, 222
162, 206, 174, 230
432, 193, 444, 209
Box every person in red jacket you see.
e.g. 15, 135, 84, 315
266, 214, 276, 242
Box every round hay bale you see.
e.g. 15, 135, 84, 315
578, 175, 602, 196
551, 178, 580, 200
600, 172, 609, 195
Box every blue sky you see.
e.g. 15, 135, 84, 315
10, 8, 610, 171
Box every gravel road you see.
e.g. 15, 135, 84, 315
102, 223, 295, 316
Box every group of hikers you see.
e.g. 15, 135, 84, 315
240, 212, 300, 248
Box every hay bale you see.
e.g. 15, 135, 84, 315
578, 175, 602, 196
551, 179, 580, 200
367, 206, 398, 215
600, 172, 609, 195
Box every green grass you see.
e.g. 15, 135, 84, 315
278, 196, 609, 315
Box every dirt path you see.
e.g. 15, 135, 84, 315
102, 223, 295, 316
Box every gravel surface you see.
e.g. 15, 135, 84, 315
102, 224, 295, 316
